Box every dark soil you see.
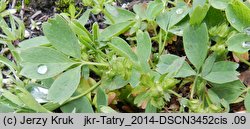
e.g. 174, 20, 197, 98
29, 0, 57, 12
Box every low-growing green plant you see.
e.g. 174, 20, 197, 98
1, 0, 250, 113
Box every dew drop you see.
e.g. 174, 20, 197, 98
176, 8, 184, 15
241, 41, 250, 48
244, 27, 250, 36
37, 65, 48, 75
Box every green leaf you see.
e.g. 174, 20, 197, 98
204, 7, 226, 28
0, 103, 15, 113
105, 4, 119, 17
201, 53, 216, 77
20, 47, 75, 79
0, 55, 17, 74
41, 78, 54, 88
92, 22, 99, 41
102, 75, 129, 90
1, 89, 24, 107
168, 17, 189, 36
133, 3, 147, 19
190, 4, 209, 25
207, 89, 222, 105
18, 36, 50, 50
77, 78, 92, 99
129, 68, 141, 87
225, 0, 250, 32
156, 54, 196, 77
43, 15, 81, 58
210, 80, 245, 103
97, 87, 108, 112
0, 0, 7, 12
100, 106, 118, 113
146, 1, 164, 21
183, 23, 209, 70
136, 31, 151, 72
165, 57, 186, 77
192, 0, 206, 8
226, 33, 250, 53
156, 12, 171, 31
105, 4, 135, 24
245, 91, 250, 112
210, 0, 231, 10
169, 2, 190, 28
145, 103, 157, 113
69, 4, 76, 18
207, 89, 230, 112
203, 61, 239, 84
0, 16, 15, 40
17, 87, 50, 113
81, 65, 90, 80
99, 21, 134, 41
60, 96, 94, 113
109, 37, 138, 63
221, 99, 230, 113
48, 66, 81, 104
70, 20, 92, 41
134, 92, 150, 106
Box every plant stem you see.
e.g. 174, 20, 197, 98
234, 53, 250, 66
186, 0, 191, 4
153, 23, 158, 37
67, 81, 101, 102
97, 50, 110, 59
11, 0, 16, 9
190, 74, 199, 99
168, 89, 182, 98
159, 31, 168, 55
242, 87, 250, 94
82, 61, 109, 67
89, 65, 102, 76
158, 29, 162, 55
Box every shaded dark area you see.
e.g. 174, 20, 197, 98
29, 0, 57, 12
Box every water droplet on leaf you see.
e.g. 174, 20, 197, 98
37, 65, 48, 75
244, 27, 250, 35
242, 41, 250, 48
176, 8, 184, 15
